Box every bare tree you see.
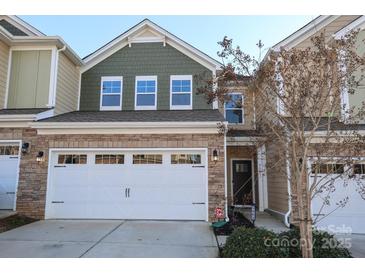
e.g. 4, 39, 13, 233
198, 30, 365, 258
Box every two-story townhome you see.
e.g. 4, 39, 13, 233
0, 15, 82, 212
1, 17, 229, 222
0, 16, 364, 233
255, 15, 365, 233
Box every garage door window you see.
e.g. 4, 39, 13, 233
353, 164, 365, 174
58, 154, 87, 164
133, 154, 162, 164
0, 145, 19, 155
311, 163, 345, 174
171, 154, 201, 164
95, 154, 124, 164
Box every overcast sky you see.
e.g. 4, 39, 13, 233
20, 15, 314, 60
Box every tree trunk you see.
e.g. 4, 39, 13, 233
297, 175, 314, 258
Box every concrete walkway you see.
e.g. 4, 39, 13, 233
0, 220, 218, 258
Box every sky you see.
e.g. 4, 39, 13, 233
20, 16, 315, 60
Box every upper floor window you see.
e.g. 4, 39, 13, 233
225, 93, 244, 124
135, 76, 157, 110
170, 75, 192, 110
100, 76, 123, 110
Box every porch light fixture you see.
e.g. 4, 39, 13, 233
21, 142, 29, 154
212, 149, 219, 162
36, 151, 44, 162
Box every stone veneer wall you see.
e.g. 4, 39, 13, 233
0, 128, 225, 221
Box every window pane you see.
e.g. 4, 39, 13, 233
137, 80, 156, 93
354, 164, 365, 174
225, 94, 242, 108
133, 154, 162, 164
137, 94, 155, 106
172, 94, 190, 106
58, 154, 87, 165
171, 154, 201, 164
95, 154, 124, 164
102, 95, 120, 107
226, 109, 243, 123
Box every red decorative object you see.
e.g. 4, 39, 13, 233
215, 207, 224, 219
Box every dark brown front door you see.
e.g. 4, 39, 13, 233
232, 160, 253, 205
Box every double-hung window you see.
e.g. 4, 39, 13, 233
100, 76, 123, 110
135, 76, 157, 110
170, 75, 192, 110
225, 93, 244, 124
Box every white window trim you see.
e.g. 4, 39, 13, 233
135, 75, 158, 110
224, 92, 244, 124
169, 75, 193, 110
99, 76, 123, 111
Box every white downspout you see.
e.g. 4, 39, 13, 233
284, 137, 292, 227
224, 123, 229, 221
51, 45, 66, 108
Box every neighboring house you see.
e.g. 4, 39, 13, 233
256, 15, 365, 233
0, 15, 364, 233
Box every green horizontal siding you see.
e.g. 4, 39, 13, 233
80, 43, 212, 111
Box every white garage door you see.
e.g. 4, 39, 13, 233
311, 162, 365, 233
46, 149, 207, 220
0, 143, 20, 210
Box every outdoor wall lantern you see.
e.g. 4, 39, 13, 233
21, 142, 29, 154
36, 151, 44, 162
212, 149, 219, 162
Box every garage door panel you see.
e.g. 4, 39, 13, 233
311, 172, 365, 233
46, 149, 207, 220
0, 144, 20, 210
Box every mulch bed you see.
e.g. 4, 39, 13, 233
0, 215, 37, 233
213, 209, 254, 236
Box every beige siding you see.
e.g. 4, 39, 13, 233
0, 40, 9, 108
54, 52, 80, 115
349, 28, 365, 122
7, 50, 51, 108
265, 141, 289, 214
296, 16, 361, 49
219, 85, 256, 130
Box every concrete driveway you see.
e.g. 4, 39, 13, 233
349, 234, 365, 258
0, 220, 218, 258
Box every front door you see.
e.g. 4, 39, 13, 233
232, 160, 252, 205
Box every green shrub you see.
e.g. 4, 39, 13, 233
279, 228, 352, 258
221, 227, 286, 258
221, 227, 352, 258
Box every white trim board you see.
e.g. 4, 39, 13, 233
81, 19, 221, 73
334, 16, 365, 39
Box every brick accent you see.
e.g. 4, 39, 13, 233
0, 128, 225, 221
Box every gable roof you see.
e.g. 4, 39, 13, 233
334, 15, 365, 39
81, 19, 222, 73
271, 16, 341, 51
0, 15, 44, 37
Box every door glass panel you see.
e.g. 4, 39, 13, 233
0, 145, 19, 155
171, 154, 201, 164
133, 154, 162, 164
95, 154, 124, 164
58, 154, 87, 164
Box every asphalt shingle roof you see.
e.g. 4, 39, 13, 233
0, 108, 51, 115
38, 110, 225, 123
